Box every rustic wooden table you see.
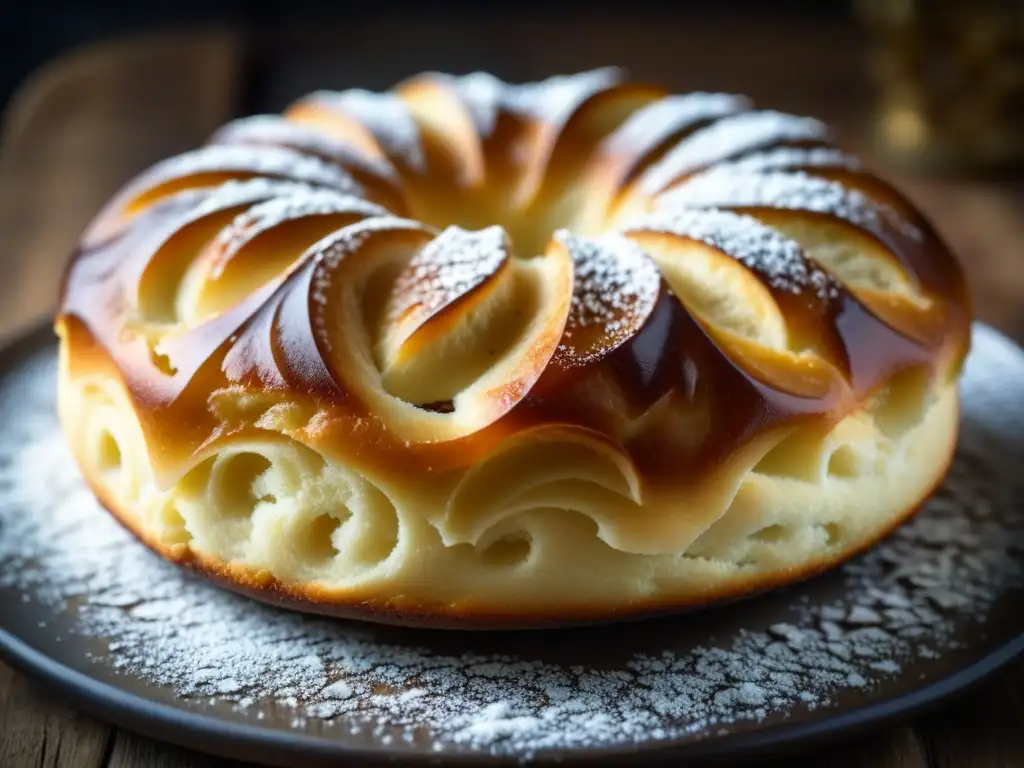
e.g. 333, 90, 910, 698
0, 18, 1022, 768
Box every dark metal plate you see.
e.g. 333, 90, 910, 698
0, 322, 1021, 766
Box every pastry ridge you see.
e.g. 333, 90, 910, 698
56, 68, 971, 627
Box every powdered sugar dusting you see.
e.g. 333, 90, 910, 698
626, 207, 838, 299
639, 111, 829, 195
133, 144, 361, 200
146, 178, 319, 229
718, 146, 859, 174
313, 90, 426, 172
0, 325, 1021, 758
208, 191, 386, 279
209, 115, 400, 184
503, 68, 622, 123
600, 92, 751, 166
307, 216, 431, 348
659, 169, 921, 242
386, 225, 509, 327
452, 72, 505, 136
452, 69, 621, 142
114, 179, 319, 269
554, 230, 661, 364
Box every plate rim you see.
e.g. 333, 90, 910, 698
3, 625, 1022, 766
1, 319, 1023, 766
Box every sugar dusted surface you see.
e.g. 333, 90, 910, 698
451, 69, 621, 139
306, 216, 429, 349
6, 334, 1020, 757
719, 146, 859, 174
108, 178, 323, 253
309, 215, 429, 275
176, 178, 319, 219
209, 191, 386, 279
602, 92, 751, 160
315, 90, 426, 172
555, 230, 661, 364
388, 225, 509, 325
626, 207, 838, 299
639, 110, 829, 195
658, 169, 922, 241
451, 72, 505, 135
142, 144, 362, 196
503, 67, 622, 122
211, 115, 400, 181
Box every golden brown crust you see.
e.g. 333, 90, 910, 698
55, 69, 971, 627
75, 402, 957, 629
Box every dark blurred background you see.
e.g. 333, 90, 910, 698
4, 0, 1022, 175
2, 1, 851, 113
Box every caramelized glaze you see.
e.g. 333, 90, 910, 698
57, 69, 970, 497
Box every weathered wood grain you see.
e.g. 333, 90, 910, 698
0, 25, 245, 343
787, 726, 930, 768
105, 731, 248, 768
917, 659, 1024, 768
0, 662, 111, 768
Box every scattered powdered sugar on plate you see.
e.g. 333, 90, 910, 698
0, 325, 1022, 759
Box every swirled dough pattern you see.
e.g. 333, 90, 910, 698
56, 69, 971, 627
